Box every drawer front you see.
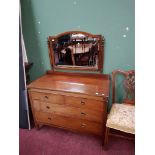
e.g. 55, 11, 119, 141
37, 101, 103, 123
35, 112, 102, 135
65, 96, 104, 111
30, 92, 64, 105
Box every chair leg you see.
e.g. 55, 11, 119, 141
104, 127, 110, 147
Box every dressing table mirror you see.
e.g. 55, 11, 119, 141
48, 31, 104, 72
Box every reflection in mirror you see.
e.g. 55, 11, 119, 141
49, 31, 103, 70
51, 33, 100, 68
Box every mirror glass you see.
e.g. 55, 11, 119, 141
50, 33, 100, 68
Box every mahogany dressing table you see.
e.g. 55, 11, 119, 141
27, 31, 110, 145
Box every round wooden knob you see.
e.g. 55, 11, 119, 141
80, 123, 86, 128
45, 96, 48, 99
46, 106, 50, 109
81, 101, 85, 105
81, 112, 86, 116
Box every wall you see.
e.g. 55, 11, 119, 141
21, 0, 135, 107
21, 0, 134, 80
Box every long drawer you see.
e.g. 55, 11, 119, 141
32, 100, 103, 123
35, 111, 102, 135
31, 91, 104, 111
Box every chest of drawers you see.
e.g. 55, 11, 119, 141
28, 71, 110, 141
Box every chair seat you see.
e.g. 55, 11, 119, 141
106, 103, 135, 134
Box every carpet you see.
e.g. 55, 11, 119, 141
19, 126, 135, 155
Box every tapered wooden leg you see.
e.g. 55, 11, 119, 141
34, 121, 42, 130
35, 123, 40, 129
36, 123, 43, 130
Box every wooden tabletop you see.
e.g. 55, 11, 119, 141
27, 72, 110, 97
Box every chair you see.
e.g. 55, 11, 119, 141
104, 70, 135, 146
76, 51, 90, 66
76, 45, 96, 66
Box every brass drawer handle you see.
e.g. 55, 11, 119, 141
46, 106, 50, 109
80, 123, 86, 128
45, 96, 48, 99
81, 101, 85, 105
81, 112, 86, 116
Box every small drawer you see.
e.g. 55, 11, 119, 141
30, 92, 64, 105
65, 96, 104, 111
35, 112, 102, 135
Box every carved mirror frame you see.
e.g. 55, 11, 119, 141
48, 31, 104, 73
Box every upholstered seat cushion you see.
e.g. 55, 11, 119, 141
106, 103, 135, 134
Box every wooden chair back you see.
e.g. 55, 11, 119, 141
112, 70, 135, 105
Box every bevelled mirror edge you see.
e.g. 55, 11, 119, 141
47, 31, 104, 73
